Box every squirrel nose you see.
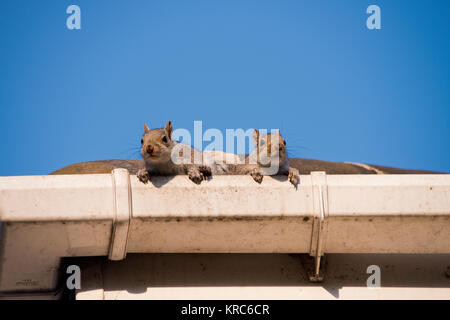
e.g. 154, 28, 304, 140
146, 145, 154, 154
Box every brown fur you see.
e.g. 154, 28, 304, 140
137, 121, 212, 185
230, 130, 299, 186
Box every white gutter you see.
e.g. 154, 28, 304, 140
0, 169, 449, 293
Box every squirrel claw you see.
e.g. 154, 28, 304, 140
188, 167, 204, 185
250, 169, 264, 184
198, 165, 212, 179
137, 169, 150, 184
288, 168, 300, 186
189, 173, 203, 184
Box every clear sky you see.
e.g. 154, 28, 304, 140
0, 0, 449, 175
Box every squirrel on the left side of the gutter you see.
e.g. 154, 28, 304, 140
137, 121, 228, 185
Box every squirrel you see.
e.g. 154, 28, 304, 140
227, 129, 300, 186
137, 121, 226, 185
137, 122, 298, 186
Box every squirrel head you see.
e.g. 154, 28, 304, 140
141, 121, 174, 164
252, 129, 287, 167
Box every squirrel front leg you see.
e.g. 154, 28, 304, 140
233, 164, 263, 184
287, 167, 299, 186
250, 167, 264, 184
137, 168, 151, 184
198, 165, 212, 179
186, 165, 206, 185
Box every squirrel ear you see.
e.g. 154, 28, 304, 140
165, 121, 173, 139
252, 129, 260, 146
144, 124, 150, 133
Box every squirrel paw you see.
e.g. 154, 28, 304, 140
187, 167, 204, 185
250, 168, 264, 184
137, 169, 150, 184
198, 165, 212, 179
288, 167, 300, 186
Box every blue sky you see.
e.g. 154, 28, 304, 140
0, 0, 449, 175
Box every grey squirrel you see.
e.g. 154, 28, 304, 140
225, 129, 299, 186
137, 122, 299, 186
137, 121, 224, 185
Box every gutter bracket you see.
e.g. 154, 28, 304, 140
308, 171, 329, 282
108, 169, 132, 261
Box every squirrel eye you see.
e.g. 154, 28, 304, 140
162, 136, 167, 143
283, 140, 286, 146
141, 139, 143, 144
